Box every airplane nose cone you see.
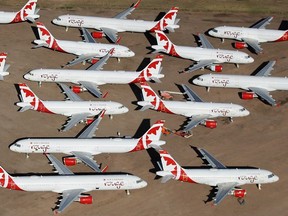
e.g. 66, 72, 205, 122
244, 110, 250, 116
23, 73, 30, 80
9, 144, 17, 152
141, 180, 148, 188
123, 107, 129, 113
274, 175, 279, 182
129, 50, 135, 57
52, 19, 58, 25
249, 56, 254, 63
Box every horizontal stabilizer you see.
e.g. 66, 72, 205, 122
156, 171, 174, 183
139, 105, 153, 111
18, 106, 32, 112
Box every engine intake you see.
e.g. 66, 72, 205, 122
91, 31, 105, 39
63, 157, 80, 166
241, 92, 256, 100
209, 65, 222, 72
232, 189, 246, 198
71, 86, 86, 94
233, 42, 248, 49
204, 120, 217, 129
77, 195, 93, 204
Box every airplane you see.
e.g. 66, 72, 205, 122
16, 83, 128, 132
23, 51, 164, 98
32, 22, 135, 66
10, 112, 166, 172
151, 30, 254, 73
52, 0, 180, 43
208, 17, 288, 54
0, 53, 10, 80
193, 61, 288, 106
156, 147, 279, 205
137, 82, 249, 135
0, 153, 147, 214
0, 0, 39, 24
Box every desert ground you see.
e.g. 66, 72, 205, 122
0, 0, 287, 215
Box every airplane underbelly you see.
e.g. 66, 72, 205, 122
0, 13, 16, 23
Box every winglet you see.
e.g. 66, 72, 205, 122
101, 165, 109, 173
116, 36, 122, 44
102, 92, 108, 98
132, 0, 142, 8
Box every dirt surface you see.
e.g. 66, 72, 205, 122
0, 1, 287, 216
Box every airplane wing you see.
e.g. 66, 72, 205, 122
181, 84, 203, 102
182, 114, 211, 132
81, 27, 96, 43
67, 53, 99, 67
198, 34, 214, 49
248, 87, 277, 106
77, 110, 105, 139
250, 16, 273, 29
87, 48, 114, 71
56, 189, 84, 214
113, 0, 141, 19
58, 83, 83, 101
214, 182, 238, 205
62, 113, 91, 132
71, 151, 101, 172
186, 59, 215, 73
46, 154, 74, 175
101, 27, 119, 43
78, 81, 102, 98
242, 37, 262, 54
198, 148, 226, 169
254, 60, 276, 77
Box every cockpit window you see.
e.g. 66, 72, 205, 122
245, 56, 251, 59
14, 143, 21, 147
197, 77, 203, 81
57, 18, 61, 21
268, 174, 275, 178
136, 179, 143, 183
240, 108, 246, 111
119, 105, 125, 109
211, 29, 218, 33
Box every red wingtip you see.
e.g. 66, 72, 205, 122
133, 0, 142, 8
101, 165, 109, 173
116, 36, 122, 44
109, 48, 115, 55
100, 109, 106, 117
102, 92, 108, 98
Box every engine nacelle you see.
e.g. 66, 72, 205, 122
85, 118, 94, 125
232, 189, 246, 198
241, 92, 256, 100
204, 120, 217, 129
77, 195, 93, 204
71, 86, 86, 94
209, 65, 222, 72
233, 42, 248, 49
91, 31, 105, 39
63, 157, 80, 166
90, 58, 99, 64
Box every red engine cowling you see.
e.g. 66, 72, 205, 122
209, 65, 223, 72
85, 118, 94, 125
232, 189, 246, 198
71, 86, 85, 94
90, 58, 99, 64
78, 195, 93, 204
234, 42, 248, 49
91, 31, 105, 39
204, 120, 217, 129
241, 92, 255, 100
63, 157, 78, 166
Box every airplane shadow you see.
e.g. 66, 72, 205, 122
278, 20, 288, 30
136, 57, 151, 71
133, 119, 150, 138
146, 148, 162, 180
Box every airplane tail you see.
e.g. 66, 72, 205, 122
134, 55, 164, 83
138, 82, 173, 113
0, 53, 10, 80
130, 120, 166, 152
150, 7, 180, 32
15, 0, 39, 23
0, 166, 22, 190
152, 31, 179, 57
33, 22, 62, 51
157, 149, 195, 183
17, 83, 41, 112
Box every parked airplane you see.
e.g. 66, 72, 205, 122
52, 0, 179, 43
0, 0, 39, 23
151, 30, 254, 73
24, 51, 164, 98
33, 22, 135, 66
10, 113, 165, 172
137, 82, 249, 135
193, 61, 287, 106
0, 153, 147, 213
156, 148, 279, 205
0, 53, 10, 80
208, 17, 288, 54
16, 83, 128, 131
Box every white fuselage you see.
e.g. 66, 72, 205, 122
24, 69, 163, 85
209, 26, 288, 43
185, 168, 278, 186
17, 100, 128, 116
8, 174, 147, 193
193, 74, 288, 91
0, 11, 18, 23
33, 39, 135, 58
10, 138, 165, 154
150, 100, 250, 118
53, 15, 158, 33
173, 45, 254, 64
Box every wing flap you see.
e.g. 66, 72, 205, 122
78, 81, 102, 98
198, 148, 226, 169
198, 34, 214, 49
186, 59, 215, 73
62, 113, 90, 132
87, 48, 114, 71
181, 84, 203, 102
214, 182, 238, 205
242, 38, 262, 54
254, 61, 276, 77
81, 27, 96, 43
249, 87, 277, 106
58, 83, 83, 101
72, 151, 101, 172
250, 16, 273, 29
113, 0, 141, 19
56, 189, 84, 214
46, 154, 74, 175
182, 115, 211, 132
101, 27, 118, 43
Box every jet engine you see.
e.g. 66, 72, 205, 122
89, 58, 99, 64
91, 31, 105, 39
63, 157, 81, 166
233, 42, 248, 49
71, 86, 86, 94
204, 120, 217, 129
209, 65, 222, 72
231, 189, 246, 198
77, 195, 93, 204
85, 118, 94, 125
241, 92, 256, 100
